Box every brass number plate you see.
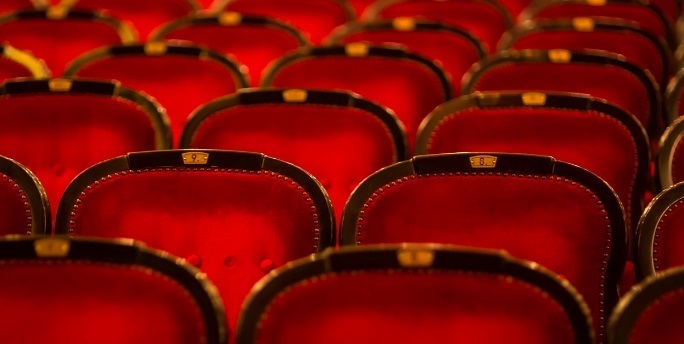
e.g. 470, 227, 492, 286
397, 249, 435, 267
522, 92, 547, 106
34, 238, 70, 258
470, 155, 497, 168
345, 43, 369, 57
283, 89, 307, 102
182, 152, 209, 165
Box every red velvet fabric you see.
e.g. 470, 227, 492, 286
0, 173, 32, 235
268, 57, 446, 149
353, 175, 613, 337
349, 0, 377, 16
0, 55, 40, 81
649, 0, 678, 24
189, 104, 398, 223
0, 263, 206, 343
373, 0, 510, 53
69, 0, 195, 40
72, 55, 242, 146
510, 30, 665, 87
427, 108, 639, 231
629, 288, 684, 343
470, 63, 652, 129
652, 198, 684, 272
198, 0, 215, 8
224, 0, 350, 44
255, 272, 578, 344
339, 29, 481, 96
671, 139, 684, 184
532, 4, 669, 43
0, 18, 124, 76
0, 94, 158, 217
69, 170, 321, 329
162, 24, 302, 84
0, 0, 35, 14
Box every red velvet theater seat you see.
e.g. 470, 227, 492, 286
0, 0, 43, 14
0, 236, 226, 344
520, 0, 675, 50
416, 92, 649, 236
363, 0, 513, 53
61, 0, 198, 40
151, 12, 309, 83
0, 8, 137, 76
349, 0, 377, 16
179, 89, 408, 224
219, 0, 353, 44
463, 49, 661, 136
0, 78, 171, 219
339, 152, 627, 341
499, 18, 673, 87
656, 117, 684, 190
64, 42, 249, 146
262, 44, 452, 149
0, 155, 49, 235
0, 44, 49, 80
327, 18, 486, 96
54, 150, 335, 334
635, 182, 684, 282
608, 267, 684, 343
665, 69, 684, 124
235, 245, 595, 344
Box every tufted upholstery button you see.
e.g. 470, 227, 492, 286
260, 259, 275, 273
223, 256, 237, 268
186, 255, 202, 268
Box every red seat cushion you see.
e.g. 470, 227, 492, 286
256, 272, 579, 343
223, 0, 351, 44
369, 0, 511, 53
67, 49, 247, 146
156, 17, 305, 84
336, 24, 483, 96
0, 12, 130, 75
67, 0, 196, 40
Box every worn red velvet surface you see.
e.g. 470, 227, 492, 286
189, 104, 398, 223
70, 0, 194, 40
427, 108, 639, 230
224, 0, 349, 44
510, 31, 665, 86
532, 4, 669, 43
162, 24, 302, 84
255, 272, 578, 344
0, 56, 39, 81
0, 0, 35, 14
0, 263, 206, 343
339, 29, 481, 96
671, 140, 684, 184
652, 198, 684, 272
470, 63, 652, 129
353, 175, 613, 336
373, 0, 510, 53
268, 57, 446, 149
72, 56, 242, 146
0, 173, 31, 235
0, 18, 123, 76
629, 289, 684, 343
69, 170, 320, 329
0, 95, 158, 217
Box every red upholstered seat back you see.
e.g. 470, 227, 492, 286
181, 89, 407, 224
153, 14, 307, 83
665, 70, 684, 123
503, 19, 671, 86
656, 117, 684, 189
236, 246, 594, 344
464, 50, 659, 136
626, 289, 684, 343
0, 237, 226, 344
417, 93, 648, 234
643, 195, 684, 275
366, 0, 512, 53
55, 150, 334, 332
222, 0, 352, 44
649, 0, 679, 24
526, 2, 672, 46
339, 153, 626, 340
65, 44, 249, 146
348, 0, 377, 16
65, 0, 197, 39
0, 0, 38, 14
263, 45, 451, 149
0, 156, 49, 235
0, 9, 134, 75
331, 20, 485, 96
0, 79, 169, 219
